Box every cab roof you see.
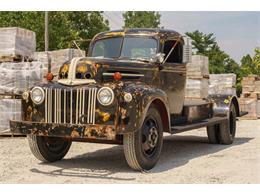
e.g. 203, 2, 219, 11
92, 28, 182, 41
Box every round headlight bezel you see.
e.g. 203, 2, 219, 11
97, 87, 114, 106
30, 87, 45, 105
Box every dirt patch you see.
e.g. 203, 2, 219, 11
0, 119, 259, 183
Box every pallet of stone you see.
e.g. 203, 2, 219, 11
239, 98, 260, 120
185, 78, 209, 99
0, 99, 21, 134
209, 73, 237, 96
0, 27, 36, 61
0, 61, 45, 94
241, 75, 260, 93
186, 55, 209, 78
255, 81, 260, 93
33, 49, 85, 80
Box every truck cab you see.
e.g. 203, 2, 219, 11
10, 28, 244, 171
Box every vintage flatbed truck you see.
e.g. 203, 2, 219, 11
10, 28, 247, 171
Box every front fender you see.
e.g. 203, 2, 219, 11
208, 94, 240, 117
116, 83, 170, 133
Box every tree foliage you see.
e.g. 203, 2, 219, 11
123, 11, 161, 28
241, 48, 260, 76
186, 31, 216, 54
0, 11, 109, 51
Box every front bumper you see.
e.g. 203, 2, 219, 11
10, 120, 116, 140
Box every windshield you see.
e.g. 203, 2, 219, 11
91, 36, 158, 61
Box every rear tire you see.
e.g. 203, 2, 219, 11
219, 104, 236, 144
206, 104, 237, 145
27, 135, 72, 162
207, 124, 220, 144
123, 106, 163, 171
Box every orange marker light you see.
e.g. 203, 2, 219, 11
113, 72, 122, 81
46, 72, 54, 81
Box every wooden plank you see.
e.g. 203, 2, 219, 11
0, 129, 25, 137
0, 54, 23, 62
241, 92, 260, 99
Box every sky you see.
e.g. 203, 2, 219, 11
103, 11, 260, 63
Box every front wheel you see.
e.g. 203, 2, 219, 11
123, 106, 163, 171
28, 135, 72, 162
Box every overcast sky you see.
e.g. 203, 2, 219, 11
103, 11, 260, 63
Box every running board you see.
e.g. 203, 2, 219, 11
171, 117, 228, 134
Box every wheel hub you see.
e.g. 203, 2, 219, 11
141, 118, 159, 156
147, 127, 158, 148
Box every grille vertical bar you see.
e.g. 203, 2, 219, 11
87, 89, 91, 124
92, 88, 97, 124
64, 89, 66, 123
70, 89, 73, 124
45, 88, 48, 123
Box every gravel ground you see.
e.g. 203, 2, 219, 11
0, 119, 259, 184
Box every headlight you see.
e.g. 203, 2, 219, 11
97, 87, 114, 106
31, 87, 45, 105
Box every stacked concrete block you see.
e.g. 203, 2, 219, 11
185, 55, 209, 99
209, 74, 237, 96
186, 55, 209, 78
0, 27, 36, 61
239, 75, 260, 119
0, 62, 45, 94
185, 78, 209, 99
0, 27, 37, 134
34, 49, 85, 79
0, 99, 21, 133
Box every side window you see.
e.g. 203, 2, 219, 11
163, 40, 183, 63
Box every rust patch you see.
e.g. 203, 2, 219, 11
71, 128, 80, 137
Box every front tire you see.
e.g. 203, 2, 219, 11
28, 135, 72, 162
123, 106, 163, 171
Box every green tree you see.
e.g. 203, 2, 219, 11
252, 48, 260, 75
241, 48, 260, 76
123, 11, 161, 28
186, 30, 216, 54
0, 11, 109, 51
241, 54, 253, 75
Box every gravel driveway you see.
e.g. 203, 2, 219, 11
0, 119, 259, 183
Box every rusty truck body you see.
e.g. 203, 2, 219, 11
10, 28, 246, 171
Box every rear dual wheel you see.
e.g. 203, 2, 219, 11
123, 107, 163, 171
207, 104, 236, 145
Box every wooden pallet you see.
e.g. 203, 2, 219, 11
239, 116, 259, 120
0, 54, 31, 62
241, 92, 260, 99
0, 129, 25, 137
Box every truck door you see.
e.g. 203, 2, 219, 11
160, 39, 186, 114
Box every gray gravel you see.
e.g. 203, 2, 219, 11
0, 119, 259, 183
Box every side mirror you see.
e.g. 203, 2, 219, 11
182, 38, 192, 63
151, 53, 165, 64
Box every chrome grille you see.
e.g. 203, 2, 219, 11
45, 88, 97, 125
